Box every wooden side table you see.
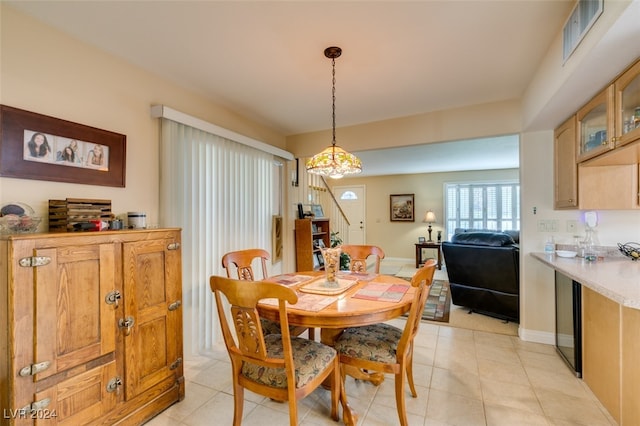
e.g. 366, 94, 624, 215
415, 242, 442, 270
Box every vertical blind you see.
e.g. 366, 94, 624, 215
159, 118, 279, 355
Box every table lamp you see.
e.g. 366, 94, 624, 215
423, 210, 436, 242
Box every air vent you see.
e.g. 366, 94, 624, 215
563, 0, 603, 62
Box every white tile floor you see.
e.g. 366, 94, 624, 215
145, 262, 617, 426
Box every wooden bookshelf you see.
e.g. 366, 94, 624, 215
295, 218, 330, 271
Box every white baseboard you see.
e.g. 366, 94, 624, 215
518, 327, 555, 345
383, 257, 414, 263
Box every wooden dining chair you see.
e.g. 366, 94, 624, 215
333, 259, 437, 426
221, 248, 270, 281
340, 244, 386, 273
221, 248, 314, 339
210, 275, 340, 426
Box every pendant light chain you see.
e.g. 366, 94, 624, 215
305, 46, 362, 178
331, 56, 337, 145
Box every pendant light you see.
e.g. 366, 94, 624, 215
306, 46, 362, 179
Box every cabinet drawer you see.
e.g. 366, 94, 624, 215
31, 362, 117, 425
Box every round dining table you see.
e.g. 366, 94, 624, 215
259, 271, 415, 426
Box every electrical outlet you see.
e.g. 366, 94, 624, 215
567, 220, 577, 233
538, 220, 547, 232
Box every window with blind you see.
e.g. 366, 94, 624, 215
159, 118, 284, 355
444, 182, 520, 239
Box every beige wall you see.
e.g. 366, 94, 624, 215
287, 99, 522, 158
328, 169, 519, 260
2, 3, 639, 345
0, 5, 286, 222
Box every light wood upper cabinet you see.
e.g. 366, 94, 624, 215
577, 86, 615, 163
578, 163, 639, 210
555, 57, 640, 210
554, 115, 578, 209
615, 59, 640, 148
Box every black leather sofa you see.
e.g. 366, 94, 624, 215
441, 231, 519, 322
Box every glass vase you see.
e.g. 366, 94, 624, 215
321, 246, 341, 288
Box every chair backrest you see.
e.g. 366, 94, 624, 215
397, 259, 437, 357
341, 244, 386, 273
210, 275, 297, 368
221, 248, 270, 280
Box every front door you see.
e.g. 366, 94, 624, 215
333, 185, 366, 244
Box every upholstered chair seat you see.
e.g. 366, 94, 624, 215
210, 275, 339, 425
242, 335, 337, 389
334, 323, 402, 364
333, 259, 436, 426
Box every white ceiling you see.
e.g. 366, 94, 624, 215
5, 1, 638, 176
355, 134, 519, 176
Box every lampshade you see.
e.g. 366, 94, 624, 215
423, 211, 436, 223
306, 145, 362, 179
306, 46, 362, 179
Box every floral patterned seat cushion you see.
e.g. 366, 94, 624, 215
259, 319, 303, 337
241, 335, 336, 389
334, 323, 402, 364
260, 318, 283, 336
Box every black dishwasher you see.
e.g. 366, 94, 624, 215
555, 270, 582, 377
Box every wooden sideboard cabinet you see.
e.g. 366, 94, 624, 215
0, 229, 184, 425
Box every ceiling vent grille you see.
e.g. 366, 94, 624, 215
563, 0, 603, 62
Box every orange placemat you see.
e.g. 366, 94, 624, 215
265, 274, 315, 286
336, 271, 378, 281
298, 276, 359, 295
261, 293, 337, 312
352, 282, 409, 302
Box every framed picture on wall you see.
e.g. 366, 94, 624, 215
390, 193, 415, 222
0, 105, 126, 187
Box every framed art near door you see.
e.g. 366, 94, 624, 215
0, 105, 126, 187
390, 193, 414, 222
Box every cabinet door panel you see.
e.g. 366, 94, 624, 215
122, 238, 181, 400
35, 244, 116, 380
33, 362, 117, 425
582, 287, 621, 423
615, 59, 640, 147
577, 86, 615, 162
554, 116, 578, 209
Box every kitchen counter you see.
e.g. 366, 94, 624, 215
531, 252, 640, 309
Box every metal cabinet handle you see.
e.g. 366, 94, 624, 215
118, 316, 135, 336
105, 290, 121, 308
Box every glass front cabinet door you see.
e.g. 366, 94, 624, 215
614, 59, 640, 148
577, 86, 614, 162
